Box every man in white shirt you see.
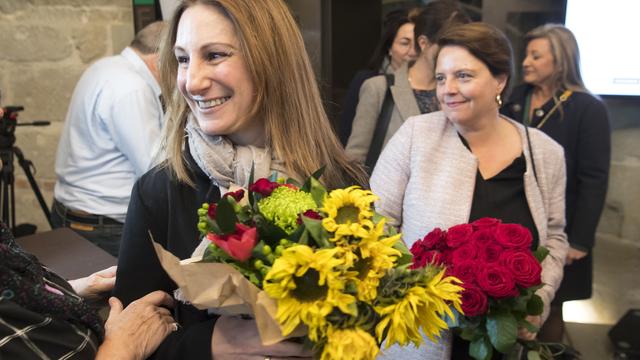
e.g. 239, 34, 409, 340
51, 21, 166, 257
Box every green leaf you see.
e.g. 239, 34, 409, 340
527, 294, 544, 316
216, 198, 238, 234
469, 336, 493, 360
301, 216, 331, 248
301, 166, 326, 192
486, 309, 518, 353
533, 246, 549, 263
393, 240, 413, 266
206, 217, 221, 234
309, 176, 327, 208
254, 214, 288, 247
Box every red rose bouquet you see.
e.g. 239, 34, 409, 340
411, 218, 552, 360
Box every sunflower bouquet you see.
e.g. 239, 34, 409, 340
192, 171, 465, 359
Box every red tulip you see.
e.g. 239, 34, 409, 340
207, 223, 258, 262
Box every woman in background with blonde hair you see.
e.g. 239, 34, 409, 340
502, 24, 611, 342
114, 0, 364, 358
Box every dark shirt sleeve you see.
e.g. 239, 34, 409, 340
114, 176, 176, 306
114, 173, 216, 360
568, 97, 611, 250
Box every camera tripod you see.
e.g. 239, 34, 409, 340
0, 106, 52, 236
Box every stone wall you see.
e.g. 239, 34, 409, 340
0, 0, 134, 232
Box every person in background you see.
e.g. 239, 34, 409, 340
501, 23, 611, 342
370, 22, 569, 359
338, 8, 417, 145
345, 0, 469, 171
113, 0, 366, 358
0, 220, 176, 360
51, 21, 167, 257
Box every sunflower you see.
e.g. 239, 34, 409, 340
264, 245, 357, 341
321, 186, 378, 243
374, 268, 464, 347
353, 233, 402, 302
321, 326, 379, 360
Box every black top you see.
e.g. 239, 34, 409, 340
460, 135, 539, 249
469, 153, 539, 250
413, 88, 439, 115
113, 145, 221, 360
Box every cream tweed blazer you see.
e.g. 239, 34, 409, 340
371, 111, 569, 359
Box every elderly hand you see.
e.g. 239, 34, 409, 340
518, 315, 541, 341
68, 266, 117, 299
212, 316, 313, 360
565, 247, 588, 265
96, 291, 177, 360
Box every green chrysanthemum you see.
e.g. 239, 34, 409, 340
258, 186, 317, 234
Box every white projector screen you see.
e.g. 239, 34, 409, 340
565, 0, 640, 96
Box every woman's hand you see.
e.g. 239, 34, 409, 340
518, 315, 541, 341
565, 247, 588, 265
96, 290, 177, 360
68, 266, 117, 299
212, 316, 313, 360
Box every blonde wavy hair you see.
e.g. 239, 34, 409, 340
525, 24, 588, 93
158, 0, 366, 188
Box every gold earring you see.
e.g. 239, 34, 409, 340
496, 94, 503, 107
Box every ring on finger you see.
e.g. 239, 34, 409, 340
171, 322, 181, 332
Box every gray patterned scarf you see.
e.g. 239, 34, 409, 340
185, 116, 296, 190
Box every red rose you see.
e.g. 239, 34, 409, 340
470, 228, 497, 247
476, 266, 519, 299
499, 250, 542, 288
449, 260, 479, 286
297, 209, 323, 225
422, 228, 447, 250
223, 189, 245, 202
495, 224, 533, 249
478, 242, 503, 263
460, 285, 489, 317
446, 224, 474, 248
450, 243, 478, 264
207, 203, 218, 219
471, 217, 502, 230
248, 178, 281, 197
207, 223, 258, 262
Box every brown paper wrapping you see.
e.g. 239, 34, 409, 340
152, 241, 305, 345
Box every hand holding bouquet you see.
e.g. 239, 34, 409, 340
410, 218, 552, 360
178, 171, 465, 359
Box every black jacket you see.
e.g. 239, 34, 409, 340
502, 84, 611, 301
113, 148, 220, 360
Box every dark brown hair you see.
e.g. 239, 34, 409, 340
436, 22, 514, 97
412, 0, 470, 53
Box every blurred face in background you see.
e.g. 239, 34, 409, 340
435, 45, 506, 127
389, 22, 416, 70
522, 38, 556, 89
175, 4, 263, 146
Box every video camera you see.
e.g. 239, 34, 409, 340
0, 105, 50, 148
1, 106, 24, 137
